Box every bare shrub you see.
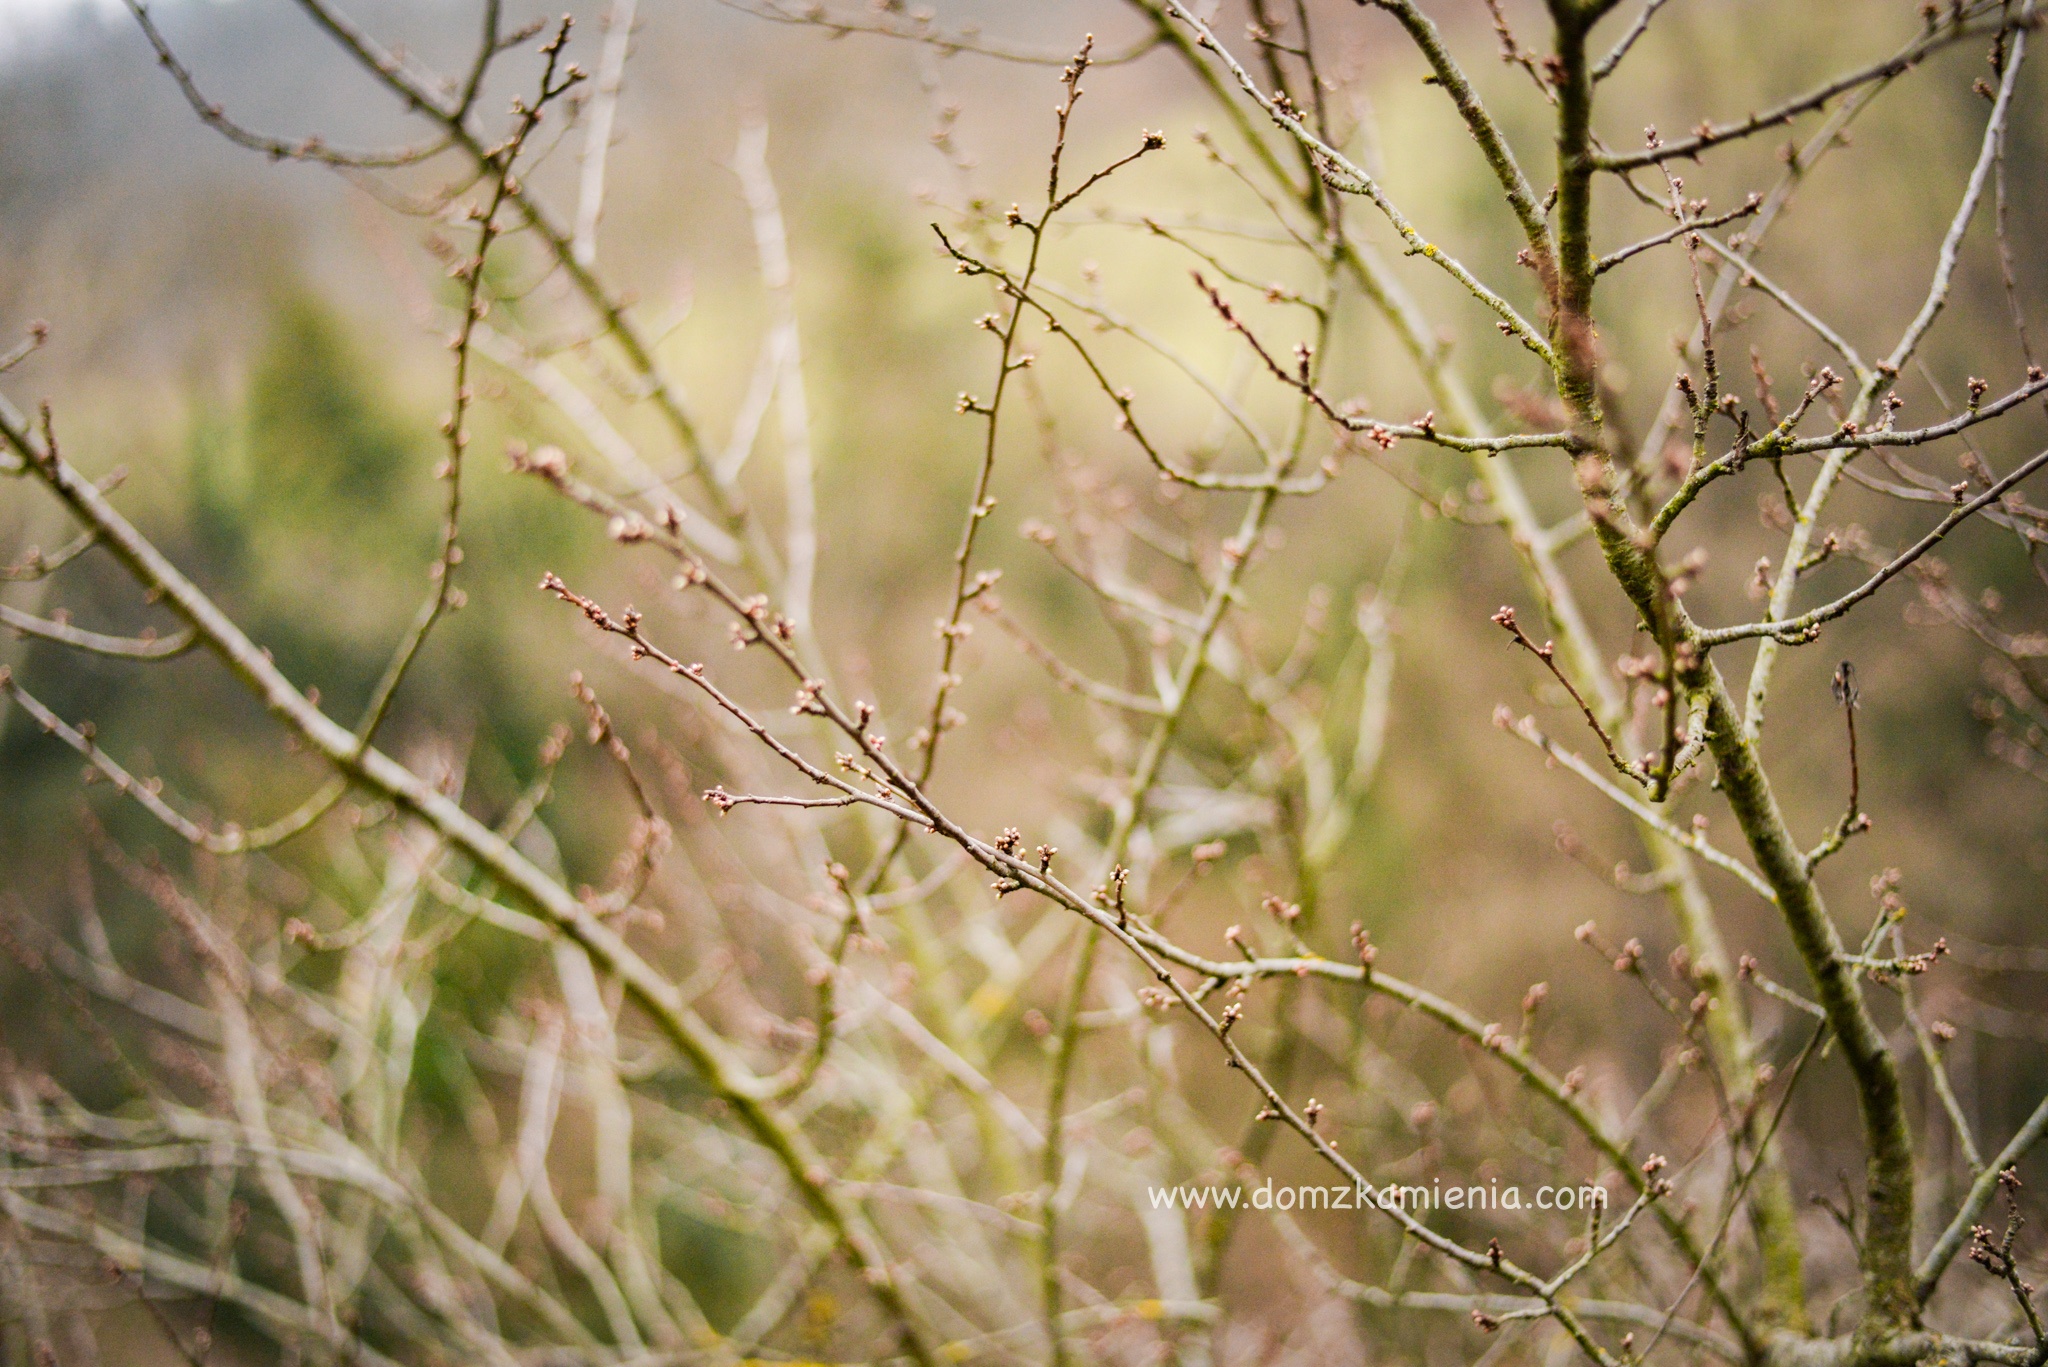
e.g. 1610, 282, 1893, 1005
3, 2, 2047, 1365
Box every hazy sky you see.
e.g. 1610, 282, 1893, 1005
0, 0, 124, 23
0, 0, 149, 56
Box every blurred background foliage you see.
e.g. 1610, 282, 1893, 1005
1, 0, 2046, 1359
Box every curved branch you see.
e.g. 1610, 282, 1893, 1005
1700, 444, 2048, 646
1916, 1092, 2048, 1301
1595, 8, 2010, 171
0, 602, 194, 659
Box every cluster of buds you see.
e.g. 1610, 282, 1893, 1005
539, 571, 636, 639
1965, 1169, 2030, 1289
963, 568, 1003, 611
989, 830, 1026, 892
790, 679, 827, 717
1616, 652, 1661, 682
1350, 921, 1377, 972
1870, 938, 1949, 985
1093, 865, 1130, 924
507, 441, 571, 483
834, 750, 896, 796
1666, 546, 1709, 598
722, 595, 794, 650
1749, 556, 1775, 602
1865, 870, 1912, 937
1488, 607, 1530, 653
522, 716, 567, 769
